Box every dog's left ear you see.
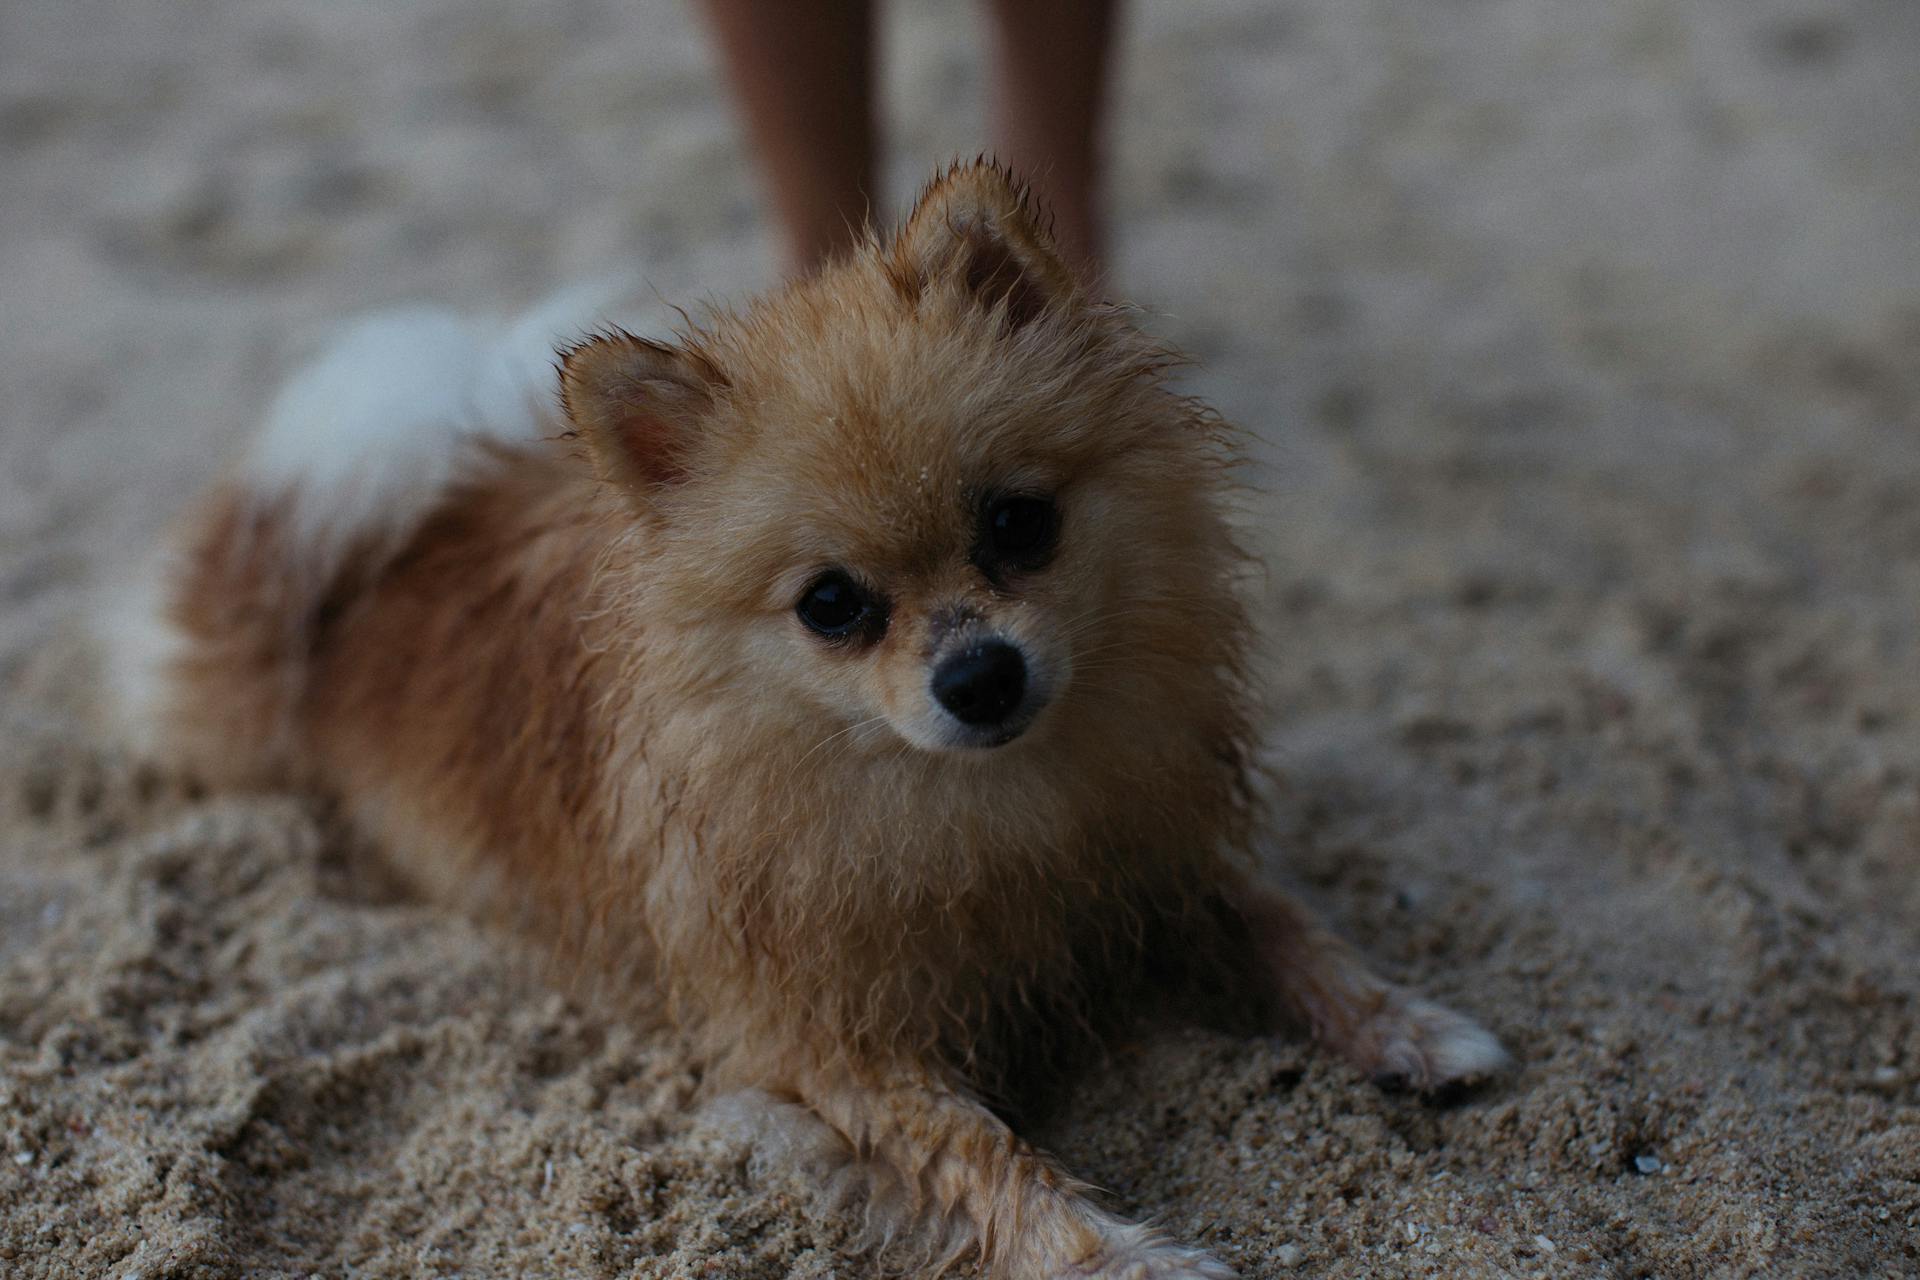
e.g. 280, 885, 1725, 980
558, 332, 728, 495
889, 160, 1081, 328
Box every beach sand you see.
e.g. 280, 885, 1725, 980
2, 0, 1917, 1275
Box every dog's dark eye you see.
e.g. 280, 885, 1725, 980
982, 494, 1059, 570
797, 571, 883, 642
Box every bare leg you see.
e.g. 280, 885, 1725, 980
736, 1064, 1236, 1278
984, 0, 1119, 282
1232, 876, 1509, 1089
698, 0, 877, 275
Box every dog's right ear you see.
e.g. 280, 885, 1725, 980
558, 332, 728, 494
889, 159, 1081, 329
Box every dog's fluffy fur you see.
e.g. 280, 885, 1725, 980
109, 162, 1506, 1277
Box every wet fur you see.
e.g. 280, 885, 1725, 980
113, 162, 1506, 1277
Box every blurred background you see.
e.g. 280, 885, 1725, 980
1, 1, 1918, 1276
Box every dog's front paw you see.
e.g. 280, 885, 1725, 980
1067, 1221, 1238, 1280
1349, 990, 1509, 1091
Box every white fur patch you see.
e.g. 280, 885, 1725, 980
702, 1088, 970, 1261
1369, 993, 1512, 1088
246, 307, 530, 549
1075, 1217, 1241, 1279
245, 282, 637, 551
94, 546, 186, 754
701, 1089, 877, 1215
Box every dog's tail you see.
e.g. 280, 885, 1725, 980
98, 296, 602, 783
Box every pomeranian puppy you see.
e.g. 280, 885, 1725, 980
107, 162, 1505, 1277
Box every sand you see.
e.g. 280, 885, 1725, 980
2, 0, 1917, 1275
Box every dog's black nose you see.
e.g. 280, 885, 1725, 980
932, 642, 1028, 726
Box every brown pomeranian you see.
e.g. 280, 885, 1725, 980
105, 162, 1505, 1277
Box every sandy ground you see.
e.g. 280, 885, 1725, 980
3, 0, 1919, 1276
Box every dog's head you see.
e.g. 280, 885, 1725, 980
559, 162, 1245, 764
